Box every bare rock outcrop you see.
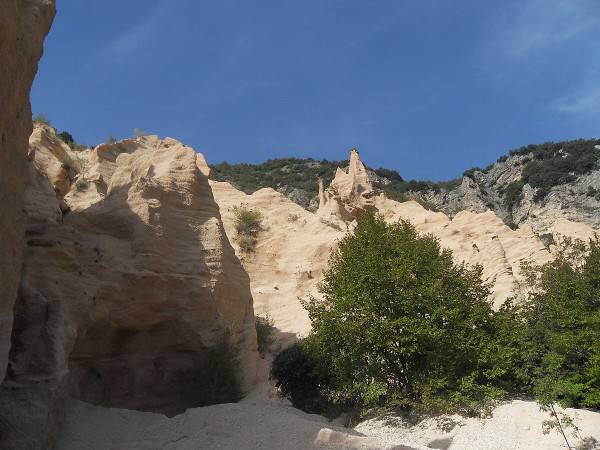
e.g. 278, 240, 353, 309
318, 148, 375, 221
418, 150, 600, 235
0, 0, 55, 383
0, 129, 258, 449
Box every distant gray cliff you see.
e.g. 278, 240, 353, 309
415, 143, 600, 234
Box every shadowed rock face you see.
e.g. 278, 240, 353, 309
0, 130, 258, 449
0, 0, 55, 384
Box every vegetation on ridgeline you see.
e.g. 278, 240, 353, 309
210, 158, 460, 208
271, 211, 600, 430
480, 139, 600, 207
211, 139, 600, 213
517, 140, 600, 201
32, 114, 91, 150
32, 113, 50, 126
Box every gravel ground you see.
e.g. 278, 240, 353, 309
355, 400, 600, 450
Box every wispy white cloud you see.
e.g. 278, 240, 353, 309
98, 0, 173, 59
481, 0, 600, 117
487, 0, 600, 59
552, 85, 600, 115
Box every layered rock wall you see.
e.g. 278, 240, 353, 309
0, 0, 55, 383
0, 130, 258, 449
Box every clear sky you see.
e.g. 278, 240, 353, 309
32, 0, 600, 181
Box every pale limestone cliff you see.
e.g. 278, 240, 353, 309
0, 128, 258, 449
212, 149, 559, 348
211, 181, 344, 343
0, 0, 55, 384
318, 148, 376, 221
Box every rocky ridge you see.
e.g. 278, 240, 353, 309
418, 145, 600, 234
210, 141, 600, 235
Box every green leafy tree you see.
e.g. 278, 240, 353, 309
302, 212, 507, 414
517, 238, 600, 410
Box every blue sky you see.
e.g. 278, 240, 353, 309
32, 0, 600, 180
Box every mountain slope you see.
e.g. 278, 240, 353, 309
209, 139, 600, 233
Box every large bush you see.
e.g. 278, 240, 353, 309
270, 342, 337, 415
233, 206, 263, 252
514, 239, 600, 409
271, 213, 600, 428
301, 212, 509, 414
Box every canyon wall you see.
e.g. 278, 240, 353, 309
0, 0, 55, 383
0, 128, 258, 449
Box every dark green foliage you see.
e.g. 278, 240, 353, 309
56, 129, 88, 150
194, 341, 241, 405
512, 140, 600, 201
211, 138, 599, 209
463, 167, 483, 178
57, 131, 75, 147
271, 218, 600, 420
514, 239, 600, 409
379, 179, 457, 204
302, 212, 507, 415
374, 167, 403, 182
494, 140, 600, 204
210, 158, 459, 208
255, 314, 275, 357
503, 180, 525, 210
587, 186, 600, 201
211, 158, 344, 204
270, 342, 338, 415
